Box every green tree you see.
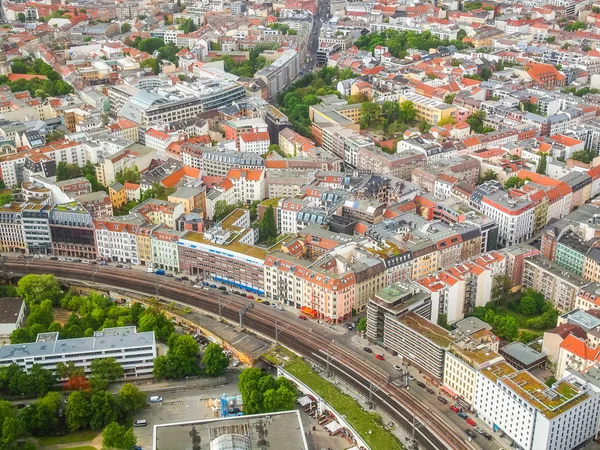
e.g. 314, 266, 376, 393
491, 274, 512, 306
238, 368, 296, 414
120, 23, 131, 33
115, 165, 140, 184
537, 153, 547, 174
137, 307, 174, 342
399, 100, 417, 122
382, 101, 401, 123
169, 334, 201, 378
17, 274, 63, 306
66, 391, 91, 431
565, 21, 586, 31
180, 18, 197, 34
356, 317, 367, 332
259, 206, 277, 243
571, 149, 595, 164
504, 176, 526, 189
0, 178, 5, 189
494, 315, 519, 341
519, 295, 538, 315
140, 58, 159, 75
479, 169, 497, 184
10, 328, 31, 344
137, 38, 165, 53
56, 161, 83, 181
480, 67, 492, 81
90, 358, 124, 382
203, 343, 229, 376
0, 399, 24, 449
360, 102, 381, 129
466, 110, 489, 134
21, 392, 61, 436
90, 390, 119, 429
56, 360, 85, 380
103, 422, 136, 450
17, 12, 25, 22
117, 384, 146, 416
27, 364, 56, 397
27, 299, 54, 329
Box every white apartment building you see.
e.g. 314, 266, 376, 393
0, 326, 156, 378
417, 252, 506, 325
0, 141, 87, 188
227, 168, 266, 204
479, 190, 538, 247
474, 364, 600, 450
145, 128, 175, 160
443, 341, 504, 408
277, 198, 313, 234
150, 227, 183, 273
239, 132, 270, 155
94, 215, 145, 264
264, 251, 308, 308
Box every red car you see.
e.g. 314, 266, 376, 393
298, 315, 307, 320
466, 419, 476, 427
247, 295, 254, 300
375, 354, 384, 361
450, 406, 460, 413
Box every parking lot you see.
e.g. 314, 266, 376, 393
132, 385, 242, 449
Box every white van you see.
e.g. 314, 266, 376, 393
134, 420, 147, 427
146, 267, 155, 273
149, 396, 163, 403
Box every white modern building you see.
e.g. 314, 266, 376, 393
474, 362, 600, 450
0, 298, 26, 336
0, 326, 156, 377
239, 132, 270, 155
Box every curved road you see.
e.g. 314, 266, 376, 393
4, 259, 479, 450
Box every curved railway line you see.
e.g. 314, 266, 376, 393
4, 260, 479, 450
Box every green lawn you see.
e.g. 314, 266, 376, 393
285, 358, 403, 450
38, 430, 99, 446
495, 306, 532, 329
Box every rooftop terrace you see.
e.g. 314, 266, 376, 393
399, 312, 455, 348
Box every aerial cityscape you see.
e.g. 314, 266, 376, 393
3, 0, 600, 449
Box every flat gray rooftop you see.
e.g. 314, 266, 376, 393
500, 341, 545, 366
0, 326, 155, 361
154, 411, 309, 450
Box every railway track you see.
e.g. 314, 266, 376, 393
5, 260, 478, 450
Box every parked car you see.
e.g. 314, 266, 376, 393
149, 396, 163, 403
466, 418, 476, 426
180, 276, 189, 281
155, 269, 165, 276
50, 257, 58, 261
408, 375, 415, 381
457, 412, 468, 420
465, 429, 476, 439
474, 427, 485, 435
363, 347, 372, 353
247, 295, 254, 300
116, 264, 123, 268
202, 287, 209, 291
416, 381, 426, 388
255, 298, 263, 303
393, 364, 402, 371
202, 281, 209, 286
375, 354, 384, 361
82, 259, 90, 264
263, 301, 270, 306
221, 291, 229, 295
450, 406, 460, 413
298, 315, 307, 320
209, 284, 217, 288
437, 396, 448, 404
482, 432, 492, 440
218, 286, 226, 291
426, 387, 435, 395
133, 420, 147, 427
